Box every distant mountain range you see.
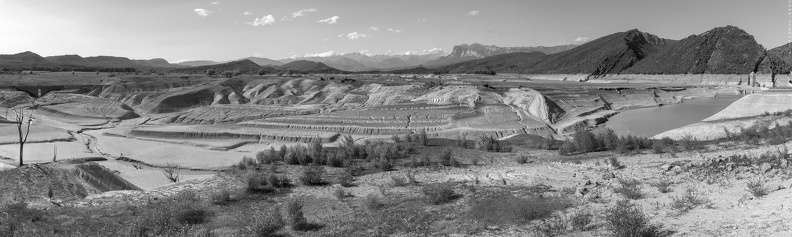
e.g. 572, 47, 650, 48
1, 25, 788, 77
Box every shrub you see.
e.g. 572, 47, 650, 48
247, 173, 275, 194
679, 135, 704, 151
650, 178, 674, 193
337, 170, 355, 187
558, 141, 576, 156
606, 157, 624, 169
300, 165, 325, 186
177, 209, 209, 225
439, 149, 459, 167
746, 178, 768, 198
532, 214, 569, 237
268, 174, 292, 188
334, 187, 349, 200
604, 200, 667, 237
568, 209, 593, 231
364, 194, 385, 211
286, 199, 308, 230
613, 178, 643, 199
256, 148, 278, 164
670, 187, 710, 213
422, 183, 457, 205
468, 194, 573, 225
237, 156, 258, 170
515, 155, 529, 164
391, 135, 401, 143
211, 189, 235, 205
391, 176, 410, 187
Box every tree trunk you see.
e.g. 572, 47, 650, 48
19, 143, 23, 166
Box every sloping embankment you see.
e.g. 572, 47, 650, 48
0, 161, 139, 206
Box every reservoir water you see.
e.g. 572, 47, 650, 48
602, 95, 744, 138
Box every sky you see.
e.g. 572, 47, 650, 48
0, 0, 788, 62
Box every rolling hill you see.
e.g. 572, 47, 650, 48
624, 26, 765, 74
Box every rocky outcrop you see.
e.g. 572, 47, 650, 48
502, 88, 566, 124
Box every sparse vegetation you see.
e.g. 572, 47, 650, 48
613, 178, 643, 199
422, 183, 457, 205
467, 193, 574, 225
651, 178, 674, 193
162, 162, 180, 182
670, 187, 711, 213
300, 165, 326, 186
746, 178, 768, 198
604, 200, 668, 237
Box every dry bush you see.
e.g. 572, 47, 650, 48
532, 214, 569, 237
247, 173, 275, 194
670, 187, 711, 213
334, 187, 350, 200
211, 189, 235, 205
237, 156, 258, 170
606, 157, 623, 169
300, 165, 326, 186
337, 169, 354, 187
422, 183, 458, 205
468, 193, 573, 226
515, 155, 529, 164
746, 178, 768, 198
613, 178, 643, 199
249, 206, 285, 237
651, 178, 674, 193
568, 209, 594, 231
605, 201, 668, 237
286, 198, 322, 231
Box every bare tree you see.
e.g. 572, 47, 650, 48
162, 162, 180, 182
11, 107, 33, 166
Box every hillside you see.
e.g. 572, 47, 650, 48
241, 57, 284, 66
279, 60, 347, 73
177, 60, 220, 67
46, 55, 180, 69
0, 51, 55, 68
0, 161, 139, 205
625, 26, 765, 74
439, 52, 547, 73
758, 43, 792, 74
436, 29, 670, 76
447, 43, 576, 58
171, 59, 270, 74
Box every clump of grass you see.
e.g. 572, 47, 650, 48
670, 187, 711, 213
613, 178, 643, 199
300, 165, 326, 186
746, 178, 768, 198
604, 200, 668, 237
422, 183, 458, 205
286, 198, 321, 231
568, 209, 594, 231
650, 178, 674, 193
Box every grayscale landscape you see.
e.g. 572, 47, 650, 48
0, 0, 791, 236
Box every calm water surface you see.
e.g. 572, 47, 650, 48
602, 95, 744, 137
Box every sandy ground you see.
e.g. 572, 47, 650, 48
0, 141, 92, 163
97, 159, 216, 190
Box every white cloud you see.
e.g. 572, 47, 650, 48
282, 8, 317, 21
303, 51, 338, 58
369, 26, 379, 31
346, 32, 370, 40
467, 10, 480, 16
359, 50, 373, 56
194, 9, 212, 17
248, 15, 275, 26
210, 1, 219, 4
318, 16, 340, 24
293, 8, 317, 18
386, 28, 401, 33
386, 50, 394, 55
573, 36, 591, 43
337, 33, 344, 38
243, 11, 252, 15
404, 48, 444, 55
414, 18, 427, 25
323, 38, 330, 41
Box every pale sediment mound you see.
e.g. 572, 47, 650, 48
0, 161, 139, 206
163, 105, 315, 124
501, 88, 565, 124
654, 117, 792, 140
703, 93, 792, 121
128, 124, 339, 143
412, 85, 480, 107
